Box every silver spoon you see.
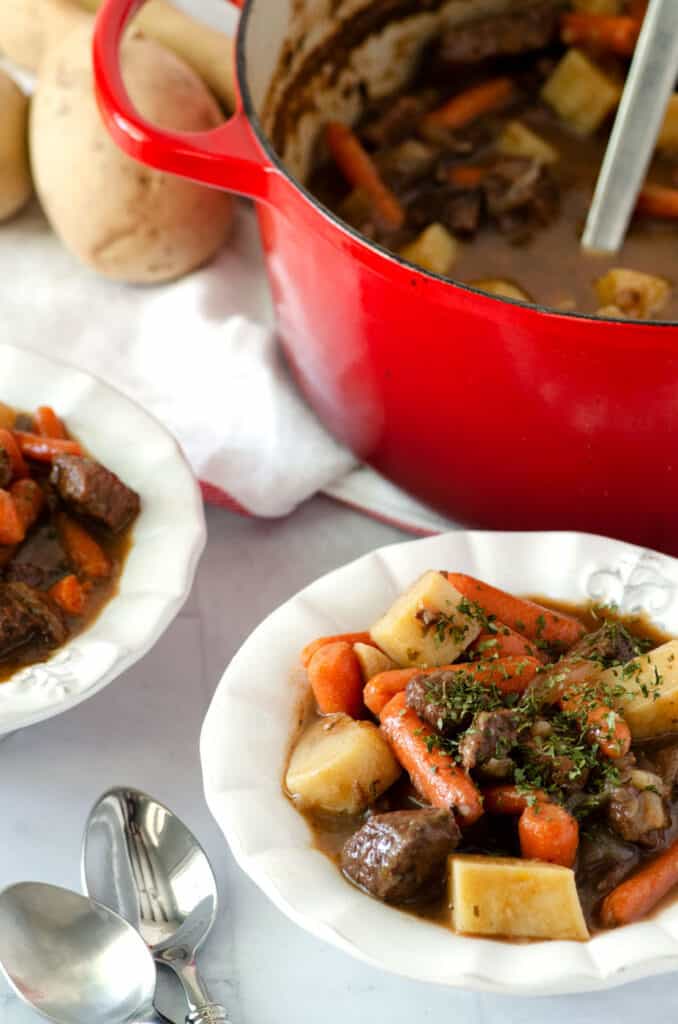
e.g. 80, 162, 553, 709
82, 787, 228, 1024
0, 881, 170, 1024
582, 0, 678, 252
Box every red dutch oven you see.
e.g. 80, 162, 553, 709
94, 0, 678, 553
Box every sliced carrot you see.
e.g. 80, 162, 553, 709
10, 478, 44, 532
637, 184, 678, 219
0, 490, 25, 546
600, 835, 678, 927
35, 406, 67, 440
470, 626, 543, 662
58, 514, 111, 579
301, 631, 375, 669
12, 432, 82, 462
380, 690, 483, 824
446, 573, 586, 651
447, 165, 486, 188
49, 574, 86, 616
0, 428, 28, 480
325, 122, 405, 229
424, 78, 514, 131
560, 13, 640, 56
308, 641, 364, 718
483, 785, 550, 816
518, 801, 579, 868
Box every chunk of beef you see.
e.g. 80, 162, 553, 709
362, 94, 433, 148
439, 0, 562, 65
652, 744, 678, 793
0, 582, 66, 660
576, 824, 641, 924
3, 524, 70, 590
51, 455, 140, 534
482, 157, 559, 242
0, 444, 12, 489
606, 769, 669, 846
459, 709, 519, 772
403, 183, 483, 237
377, 139, 439, 190
521, 719, 590, 792
567, 623, 640, 667
341, 809, 460, 904
406, 669, 497, 734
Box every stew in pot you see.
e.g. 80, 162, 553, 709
0, 402, 140, 681
285, 570, 678, 941
310, 0, 678, 319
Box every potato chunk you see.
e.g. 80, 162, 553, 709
285, 714, 401, 814
542, 49, 621, 135
595, 268, 671, 319
370, 571, 481, 668
400, 223, 459, 277
449, 855, 589, 941
598, 640, 678, 740
470, 279, 532, 302
353, 642, 397, 681
497, 120, 558, 165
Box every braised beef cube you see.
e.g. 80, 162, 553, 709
483, 157, 559, 222
0, 444, 12, 489
438, 0, 562, 65
0, 582, 66, 660
606, 769, 669, 846
407, 668, 502, 734
5, 524, 70, 590
341, 809, 460, 904
376, 140, 439, 190
444, 190, 483, 237
567, 623, 640, 667
652, 744, 678, 793
459, 709, 519, 772
51, 455, 140, 533
576, 824, 640, 924
362, 94, 436, 148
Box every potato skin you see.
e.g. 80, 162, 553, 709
0, 71, 32, 223
30, 25, 234, 283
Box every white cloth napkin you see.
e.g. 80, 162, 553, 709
0, 196, 454, 533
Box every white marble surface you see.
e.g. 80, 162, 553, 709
2, 499, 678, 1023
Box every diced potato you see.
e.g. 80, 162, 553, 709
598, 639, 678, 740
594, 268, 671, 319
285, 714, 401, 814
497, 120, 559, 164
542, 49, 622, 135
353, 642, 397, 681
658, 95, 678, 153
470, 279, 532, 302
572, 0, 621, 12
370, 570, 481, 668
399, 223, 459, 277
449, 854, 589, 941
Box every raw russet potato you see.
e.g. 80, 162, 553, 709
30, 25, 234, 283
598, 639, 678, 740
0, 71, 32, 222
370, 570, 481, 668
449, 854, 589, 941
285, 714, 401, 815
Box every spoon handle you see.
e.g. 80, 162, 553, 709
185, 1007, 229, 1024
170, 959, 229, 1024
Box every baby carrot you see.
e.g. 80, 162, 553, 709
301, 631, 374, 668
364, 668, 424, 717
0, 490, 25, 546
58, 514, 111, 579
10, 479, 44, 533
483, 785, 549, 816
308, 641, 365, 718
560, 13, 641, 56
35, 406, 67, 440
470, 626, 542, 662
13, 432, 82, 462
325, 122, 405, 229
49, 574, 86, 616
446, 573, 585, 651
380, 690, 483, 824
0, 428, 28, 480
447, 165, 486, 188
560, 695, 631, 759
424, 78, 514, 131
600, 836, 678, 927
518, 801, 579, 868
636, 184, 678, 219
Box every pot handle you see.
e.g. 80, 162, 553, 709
92, 0, 272, 200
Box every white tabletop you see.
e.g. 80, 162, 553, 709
3, 499, 678, 1023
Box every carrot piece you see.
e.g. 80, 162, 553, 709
49, 574, 86, 616
308, 641, 365, 718
446, 573, 586, 651
560, 13, 641, 56
301, 631, 375, 669
470, 626, 543, 662
364, 668, 423, 717
560, 695, 632, 759
58, 515, 111, 579
0, 428, 28, 480
12, 432, 82, 462
0, 490, 25, 546
483, 785, 550, 816
325, 122, 405, 229
518, 801, 579, 868
380, 690, 483, 824
600, 835, 678, 927
424, 78, 514, 131
637, 184, 678, 219
35, 406, 67, 440
447, 165, 486, 188
9, 479, 44, 532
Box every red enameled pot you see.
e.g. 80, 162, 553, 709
94, 0, 678, 553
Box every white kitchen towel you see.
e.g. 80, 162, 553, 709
0, 197, 455, 534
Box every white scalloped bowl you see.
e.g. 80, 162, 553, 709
201, 530, 678, 995
0, 344, 205, 734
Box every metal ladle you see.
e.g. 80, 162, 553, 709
0, 882, 170, 1024
582, 0, 678, 253
82, 787, 228, 1024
